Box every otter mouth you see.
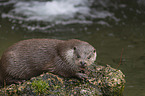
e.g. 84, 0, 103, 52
80, 67, 85, 70
78, 66, 86, 73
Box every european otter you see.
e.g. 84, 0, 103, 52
0, 39, 96, 85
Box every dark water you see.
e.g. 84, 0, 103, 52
0, 0, 145, 95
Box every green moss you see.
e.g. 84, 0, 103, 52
31, 80, 49, 95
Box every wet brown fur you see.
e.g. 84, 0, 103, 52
0, 39, 96, 85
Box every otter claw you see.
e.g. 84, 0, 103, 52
76, 73, 88, 79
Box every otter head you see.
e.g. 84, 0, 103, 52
58, 39, 97, 71
72, 42, 96, 71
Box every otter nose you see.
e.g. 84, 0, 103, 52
80, 61, 87, 67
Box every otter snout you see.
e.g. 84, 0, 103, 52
80, 61, 87, 68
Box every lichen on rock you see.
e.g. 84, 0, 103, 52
90, 64, 126, 96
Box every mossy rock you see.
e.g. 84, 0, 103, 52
0, 64, 125, 96
90, 65, 126, 96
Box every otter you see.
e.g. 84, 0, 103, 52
0, 39, 96, 85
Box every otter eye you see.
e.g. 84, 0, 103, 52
77, 55, 80, 58
73, 47, 76, 50
88, 55, 91, 59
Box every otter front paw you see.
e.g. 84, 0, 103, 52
76, 73, 88, 80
